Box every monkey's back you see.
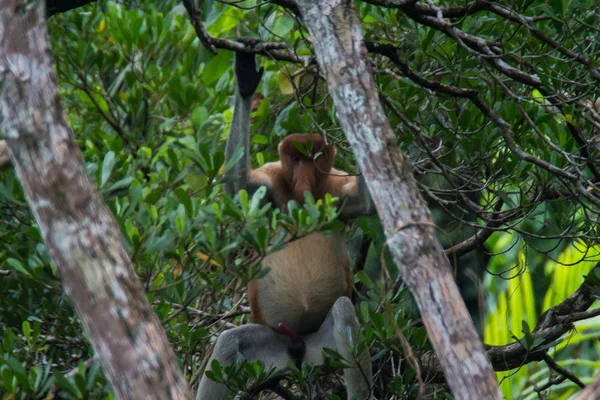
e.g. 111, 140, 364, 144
248, 232, 352, 335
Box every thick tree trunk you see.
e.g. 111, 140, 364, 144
295, 0, 502, 398
0, 140, 9, 169
574, 377, 597, 399
0, 2, 192, 399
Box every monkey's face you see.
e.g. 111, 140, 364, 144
288, 156, 317, 203
279, 134, 334, 204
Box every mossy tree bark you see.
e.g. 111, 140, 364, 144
0, 1, 192, 399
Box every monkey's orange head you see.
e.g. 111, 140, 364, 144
278, 134, 335, 203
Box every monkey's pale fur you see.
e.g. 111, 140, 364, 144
250, 232, 352, 335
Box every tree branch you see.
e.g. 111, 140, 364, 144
295, 1, 502, 398
182, 0, 309, 65
181, 0, 217, 54
575, 372, 600, 399
0, 2, 192, 398
479, 1, 600, 82
421, 264, 600, 381
543, 354, 586, 389
366, 41, 600, 208
46, 0, 95, 17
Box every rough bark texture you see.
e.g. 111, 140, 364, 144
295, 1, 502, 398
575, 374, 600, 399
0, 2, 192, 399
0, 140, 9, 169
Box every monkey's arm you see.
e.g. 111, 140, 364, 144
224, 48, 264, 196
330, 169, 376, 221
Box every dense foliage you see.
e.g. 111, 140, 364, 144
1, 0, 599, 398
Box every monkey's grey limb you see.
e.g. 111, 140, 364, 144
304, 297, 373, 400
196, 324, 292, 400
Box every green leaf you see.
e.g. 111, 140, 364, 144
203, 53, 233, 86
249, 186, 267, 214
252, 134, 269, 145
552, 0, 565, 17
239, 189, 249, 213
421, 27, 436, 52
53, 370, 81, 398
278, 71, 295, 95
125, 220, 140, 245
223, 146, 244, 173
206, 7, 240, 36
6, 258, 31, 276
101, 151, 116, 187
106, 176, 134, 194
209, 360, 224, 381
535, 3, 562, 21
175, 204, 186, 235
74, 371, 87, 393
175, 188, 193, 216
497, 190, 516, 208
22, 321, 31, 345
360, 301, 370, 322
265, 12, 294, 37
256, 152, 265, 166
292, 140, 312, 157
356, 270, 374, 289
191, 106, 209, 131
1, 365, 14, 392
85, 361, 101, 391
7, 357, 32, 392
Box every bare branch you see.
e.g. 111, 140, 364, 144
182, 0, 309, 65
543, 354, 586, 389
367, 41, 600, 208
481, 1, 600, 82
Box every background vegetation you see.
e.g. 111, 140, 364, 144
1, 0, 599, 398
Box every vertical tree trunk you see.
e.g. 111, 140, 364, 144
574, 377, 597, 399
0, 2, 192, 399
0, 140, 9, 169
295, 1, 502, 398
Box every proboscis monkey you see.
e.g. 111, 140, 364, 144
196, 43, 375, 400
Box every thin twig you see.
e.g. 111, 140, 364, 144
543, 354, 586, 389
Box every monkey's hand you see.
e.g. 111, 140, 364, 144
235, 39, 264, 98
